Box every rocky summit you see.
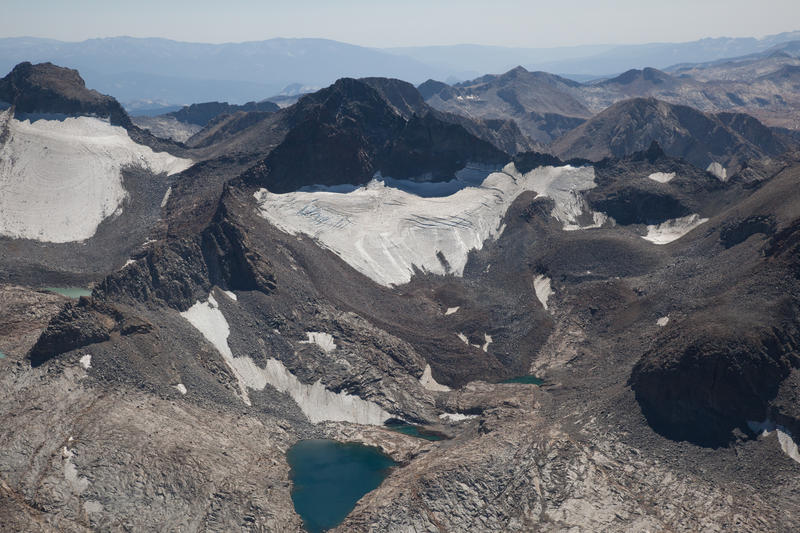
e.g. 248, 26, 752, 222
1, 41, 800, 533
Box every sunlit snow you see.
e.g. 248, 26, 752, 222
419, 363, 451, 392
642, 214, 708, 244
748, 420, 800, 464
181, 293, 388, 424
648, 172, 675, 183
254, 163, 599, 286
300, 331, 337, 353
0, 113, 192, 242
533, 275, 553, 311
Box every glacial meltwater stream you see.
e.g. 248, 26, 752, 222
287, 439, 396, 532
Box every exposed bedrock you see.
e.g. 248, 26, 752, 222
0, 62, 131, 127
630, 305, 800, 445
96, 194, 276, 310
719, 215, 777, 248
28, 297, 152, 366
591, 188, 690, 225
240, 78, 507, 194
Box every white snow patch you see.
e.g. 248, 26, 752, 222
747, 420, 800, 464
300, 332, 337, 353
160, 185, 172, 208
79, 354, 92, 370
175, 383, 187, 395
648, 172, 675, 183
253, 163, 598, 286
181, 294, 388, 424
456, 331, 492, 351
439, 412, 477, 422
444, 306, 460, 316
61, 446, 89, 494
482, 333, 493, 353
419, 364, 451, 392
642, 214, 708, 245
706, 161, 728, 181
221, 290, 237, 301
0, 114, 193, 242
556, 188, 610, 231
534, 275, 553, 311
123, 259, 136, 268
657, 316, 670, 327
260, 358, 390, 424
533, 274, 553, 311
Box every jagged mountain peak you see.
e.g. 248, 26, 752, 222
240, 76, 507, 193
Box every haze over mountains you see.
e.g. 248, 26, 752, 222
2, 31, 800, 111
2, 20, 800, 533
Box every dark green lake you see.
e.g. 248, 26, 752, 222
287, 439, 396, 533
500, 375, 544, 385
43, 287, 92, 298
384, 421, 445, 441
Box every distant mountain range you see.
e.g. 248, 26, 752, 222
1, 32, 799, 110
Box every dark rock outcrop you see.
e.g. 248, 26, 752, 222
0, 61, 131, 126
168, 100, 279, 126
241, 78, 507, 193
96, 193, 276, 310
630, 308, 800, 445
28, 297, 152, 366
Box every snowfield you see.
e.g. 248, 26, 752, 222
0, 113, 192, 242
181, 292, 390, 424
254, 163, 601, 286
642, 214, 708, 245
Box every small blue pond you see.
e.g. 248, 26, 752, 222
43, 287, 92, 298
384, 421, 446, 441
287, 439, 396, 532
500, 375, 544, 385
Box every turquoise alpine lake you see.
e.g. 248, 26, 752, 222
501, 375, 544, 385
43, 287, 92, 298
384, 421, 446, 441
287, 439, 396, 532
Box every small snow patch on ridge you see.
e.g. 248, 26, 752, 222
648, 172, 675, 183
748, 420, 800, 464
221, 290, 237, 301
445, 306, 460, 315
642, 214, 708, 245
175, 383, 187, 395
420, 364, 451, 392
482, 334, 493, 353
300, 332, 337, 353
706, 162, 727, 181
439, 413, 477, 422
657, 316, 670, 327
79, 354, 92, 370
534, 275, 552, 311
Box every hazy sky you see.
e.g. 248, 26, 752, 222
2, 0, 799, 48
